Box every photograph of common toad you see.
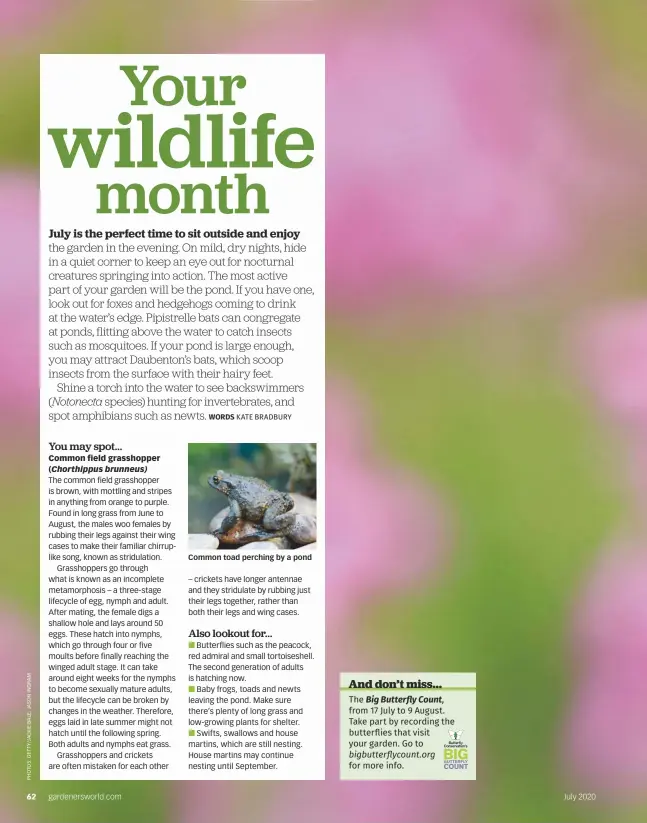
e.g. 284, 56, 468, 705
188, 443, 317, 552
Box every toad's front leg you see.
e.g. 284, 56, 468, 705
213, 498, 242, 536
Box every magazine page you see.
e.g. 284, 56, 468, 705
40, 55, 325, 781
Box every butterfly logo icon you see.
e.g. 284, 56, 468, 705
449, 730, 463, 742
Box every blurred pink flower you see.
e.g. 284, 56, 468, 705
326, 380, 446, 624
575, 301, 647, 518
570, 306, 647, 793
577, 301, 647, 430
0, 0, 62, 39
564, 545, 647, 796
572, 545, 647, 662
0, 609, 36, 725
225, 0, 615, 302
0, 798, 27, 823
0, 174, 38, 424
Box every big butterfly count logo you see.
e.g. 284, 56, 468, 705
444, 729, 468, 769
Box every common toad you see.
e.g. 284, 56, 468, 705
208, 470, 296, 538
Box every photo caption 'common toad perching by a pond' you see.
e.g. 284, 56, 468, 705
208, 470, 316, 548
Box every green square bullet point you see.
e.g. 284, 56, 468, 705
189, 686, 195, 693
189, 642, 195, 649
189, 729, 195, 737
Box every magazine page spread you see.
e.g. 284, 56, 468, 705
3, 5, 644, 822
39, 54, 325, 781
